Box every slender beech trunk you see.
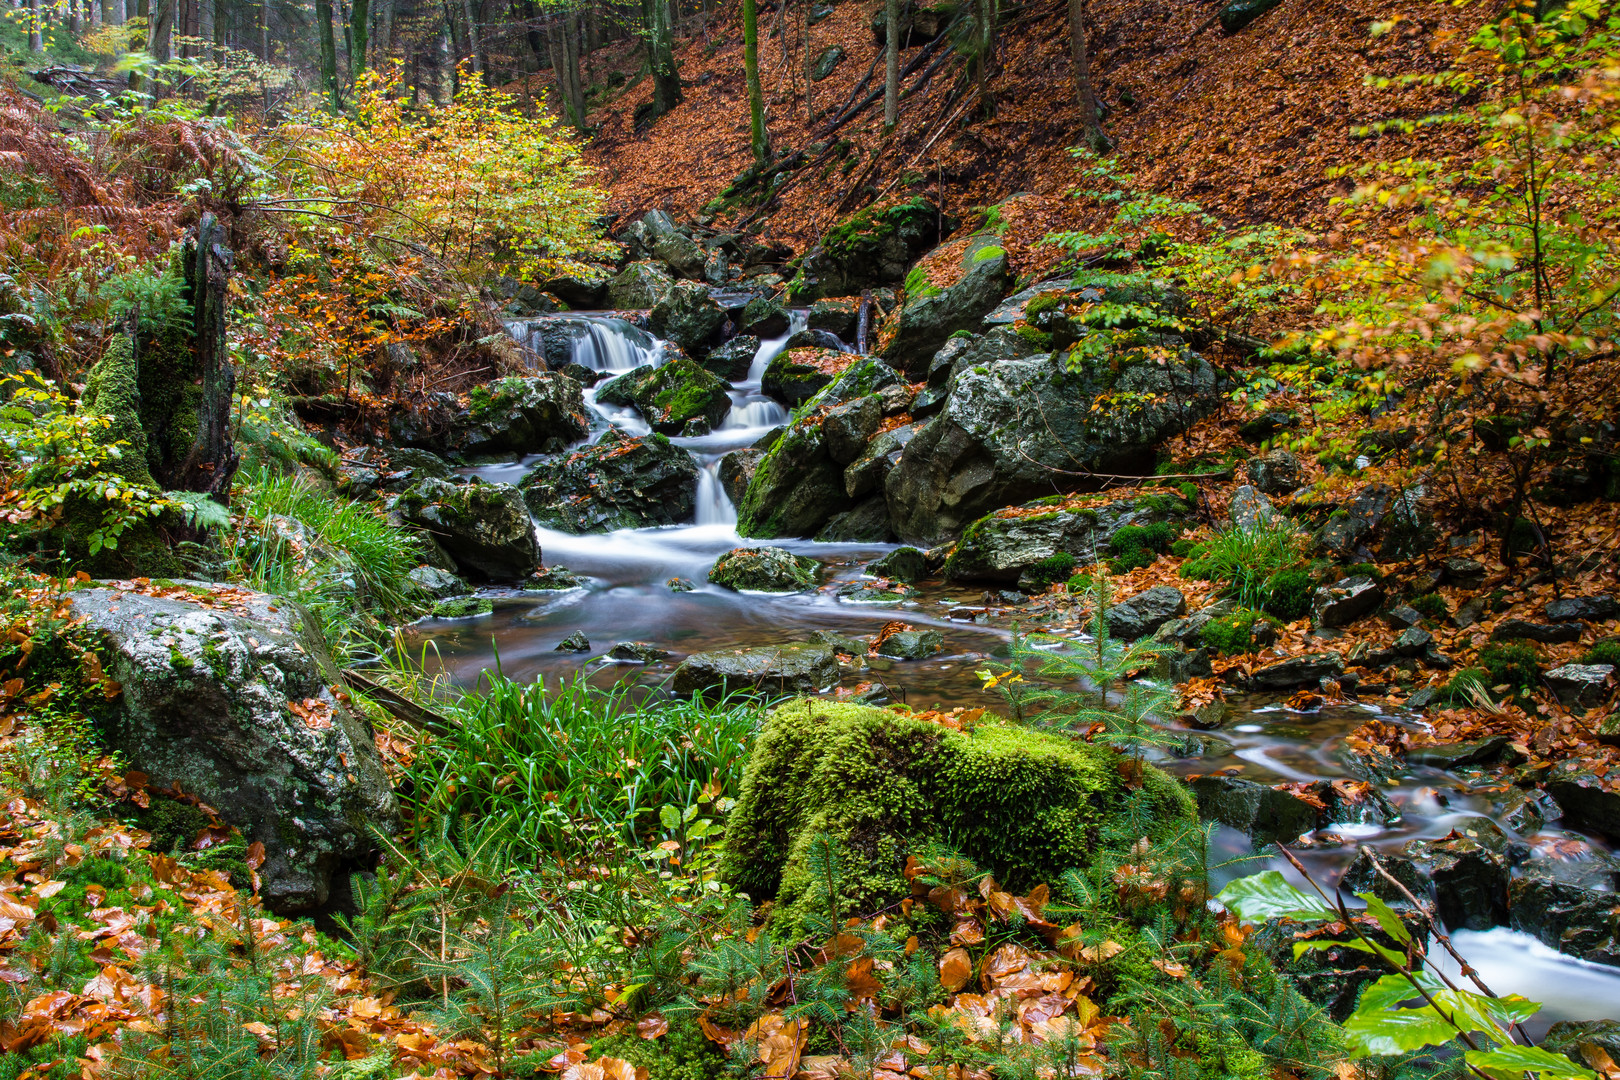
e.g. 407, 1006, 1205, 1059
315, 0, 342, 109
461, 0, 481, 74
641, 0, 681, 115
150, 0, 175, 66
883, 0, 898, 128
351, 0, 370, 76
28, 0, 43, 52
198, 0, 213, 60
1068, 0, 1111, 151
743, 0, 766, 163
802, 0, 813, 121
975, 0, 995, 117
562, 9, 586, 128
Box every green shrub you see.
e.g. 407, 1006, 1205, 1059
1171, 538, 1202, 559
1202, 610, 1261, 655
1409, 593, 1450, 621
1260, 569, 1314, 621
1026, 551, 1078, 587
1580, 641, 1620, 667
1016, 324, 1054, 349
1340, 562, 1383, 582
1110, 548, 1155, 574
1023, 291, 1062, 318
585, 1019, 729, 1080
1179, 481, 1199, 501
1477, 642, 1542, 694
1112, 522, 1176, 555
1196, 517, 1305, 609
1066, 571, 1095, 593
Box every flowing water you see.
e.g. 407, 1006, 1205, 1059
407, 311, 1620, 1024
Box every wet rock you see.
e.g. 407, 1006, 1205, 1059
1393, 627, 1432, 657
667, 577, 695, 592
1382, 604, 1424, 629
1246, 449, 1302, 496
1493, 786, 1562, 833
671, 643, 841, 695
431, 596, 493, 619
763, 349, 842, 408
520, 429, 699, 533
607, 641, 671, 663
1545, 663, 1615, 710
596, 355, 732, 434
740, 296, 790, 338
881, 245, 1014, 375
68, 584, 398, 913
1452, 596, 1489, 629
807, 296, 860, 340
1229, 485, 1280, 530
1491, 619, 1582, 644
539, 269, 607, 308
808, 629, 870, 656
523, 566, 584, 591
814, 497, 896, 542
1106, 586, 1187, 641
874, 629, 943, 659
1312, 576, 1385, 628
877, 381, 914, 415
1410, 833, 1510, 930
837, 582, 908, 603
554, 630, 590, 652
844, 430, 903, 499
652, 230, 707, 280
605, 260, 675, 309
1313, 484, 1393, 558
867, 546, 927, 583
737, 418, 852, 538
1545, 594, 1619, 622
1543, 1021, 1620, 1069
709, 546, 821, 592
1187, 776, 1320, 843
412, 374, 590, 458
787, 196, 939, 302
397, 479, 541, 581
821, 396, 883, 464
885, 345, 1219, 544
909, 385, 947, 419
1443, 556, 1487, 584
1339, 848, 1428, 905
1239, 410, 1298, 441
943, 497, 1181, 584
407, 565, 469, 600
1314, 780, 1400, 827
702, 335, 759, 381
650, 280, 727, 355
1546, 765, 1620, 841
810, 44, 845, 79
719, 448, 764, 505
1249, 652, 1345, 690
1157, 645, 1214, 681
560, 361, 603, 386
1508, 875, 1620, 966
387, 447, 457, 482
1407, 735, 1509, 769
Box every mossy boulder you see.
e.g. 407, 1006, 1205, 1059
808, 296, 862, 340
605, 260, 676, 309
943, 497, 1181, 585
720, 699, 1195, 935
763, 348, 846, 408
885, 342, 1220, 544
426, 374, 590, 457
396, 478, 540, 581
519, 428, 699, 533
740, 296, 790, 338
595, 355, 732, 434
650, 280, 728, 357
708, 545, 821, 592
702, 335, 760, 381
788, 196, 941, 302
880, 243, 1014, 375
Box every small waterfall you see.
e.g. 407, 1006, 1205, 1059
747, 310, 809, 382
571, 316, 662, 373
719, 396, 789, 431
694, 460, 737, 525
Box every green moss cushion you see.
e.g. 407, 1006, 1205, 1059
720, 699, 1194, 935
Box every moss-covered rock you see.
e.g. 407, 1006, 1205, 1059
880, 245, 1014, 375
424, 374, 590, 457
595, 355, 732, 435
944, 497, 1183, 585
762, 347, 846, 408
605, 260, 676, 309
650, 280, 727, 357
396, 478, 540, 581
788, 197, 940, 302
708, 545, 821, 592
520, 428, 699, 533
720, 699, 1195, 935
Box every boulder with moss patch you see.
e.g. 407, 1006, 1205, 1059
595, 355, 732, 434
519, 428, 698, 533
720, 699, 1194, 936
709, 546, 821, 592
650, 280, 728, 357
68, 582, 398, 914
396, 478, 540, 580
880, 242, 1014, 375
944, 497, 1182, 585
422, 374, 590, 457
787, 197, 940, 302
886, 339, 1220, 545
605, 260, 676, 309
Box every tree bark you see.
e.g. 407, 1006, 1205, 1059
975, 0, 995, 117
28, 0, 43, 52
316, 0, 342, 108
641, 0, 682, 115
1068, 0, 1111, 152
802, 0, 812, 121
175, 213, 239, 502
351, 0, 370, 76
743, 0, 767, 163
198, 0, 213, 60
562, 9, 587, 128
461, 0, 482, 74
883, 0, 898, 129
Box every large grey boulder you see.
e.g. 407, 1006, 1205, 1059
886, 344, 1220, 544
703, 335, 759, 381
943, 497, 1180, 584
605, 261, 675, 309
520, 429, 699, 533
1187, 776, 1319, 843
650, 280, 727, 356
652, 230, 707, 279
1250, 651, 1345, 690
1105, 586, 1187, 640
69, 583, 397, 913
595, 355, 732, 434
396, 478, 541, 580
1508, 874, 1620, 966
421, 374, 590, 457
822, 396, 883, 464
1312, 576, 1385, 628
1247, 449, 1301, 495
880, 246, 1014, 375
672, 643, 841, 696
1228, 485, 1279, 530
786, 196, 939, 302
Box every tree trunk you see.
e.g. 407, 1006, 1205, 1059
198, 0, 213, 60
111, 0, 124, 27
802, 0, 812, 121
173, 213, 239, 502
975, 0, 995, 117
461, 0, 482, 74
562, 10, 587, 129
150, 0, 175, 72
641, 0, 682, 115
316, 0, 342, 108
883, 0, 898, 129
743, 0, 767, 163
28, 0, 43, 52
1068, 0, 1111, 152
351, 0, 370, 76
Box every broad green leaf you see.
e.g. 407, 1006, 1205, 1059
1466, 1043, 1597, 1080
1215, 871, 1335, 923
1354, 972, 1444, 1014
1355, 893, 1413, 946
1342, 1001, 1461, 1057
658, 804, 680, 831
1292, 936, 1410, 968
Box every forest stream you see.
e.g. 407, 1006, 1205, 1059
402, 312, 1620, 1035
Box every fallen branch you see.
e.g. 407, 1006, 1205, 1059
342, 668, 458, 735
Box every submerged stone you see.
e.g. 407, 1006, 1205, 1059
671, 644, 841, 697
708, 546, 821, 592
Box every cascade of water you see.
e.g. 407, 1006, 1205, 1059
747, 310, 808, 382
693, 460, 737, 526
719, 397, 788, 431
572, 316, 661, 373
